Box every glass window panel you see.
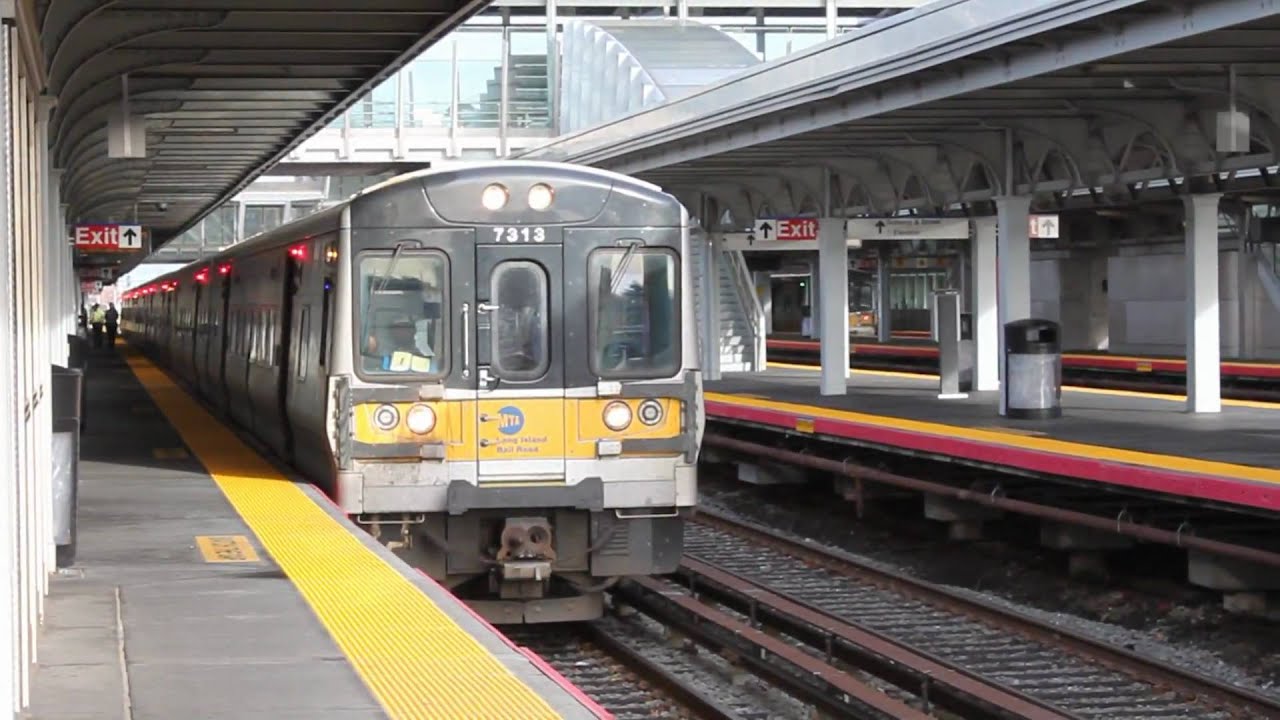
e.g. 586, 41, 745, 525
507, 30, 551, 130
588, 248, 680, 379
357, 251, 448, 377
405, 43, 454, 129
456, 30, 503, 129
490, 261, 549, 381
243, 205, 284, 239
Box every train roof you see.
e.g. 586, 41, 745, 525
121, 160, 677, 299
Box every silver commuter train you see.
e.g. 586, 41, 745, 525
120, 161, 704, 623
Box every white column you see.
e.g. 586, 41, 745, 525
818, 217, 849, 395
996, 195, 1031, 415
971, 216, 999, 391
1185, 193, 1222, 413
0, 24, 16, 718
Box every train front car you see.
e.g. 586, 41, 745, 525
332, 162, 703, 623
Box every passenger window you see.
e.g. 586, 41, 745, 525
490, 261, 549, 381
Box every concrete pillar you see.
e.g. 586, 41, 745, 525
876, 244, 892, 343
818, 218, 849, 395
971, 217, 999, 391
1184, 193, 1223, 413
923, 495, 1003, 541
996, 196, 1031, 415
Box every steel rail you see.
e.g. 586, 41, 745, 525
692, 505, 1280, 719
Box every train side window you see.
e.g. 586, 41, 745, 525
489, 260, 549, 382
587, 247, 680, 379
297, 307, 310, 381
319, 280, 332, 368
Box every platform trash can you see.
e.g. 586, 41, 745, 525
66, 334, 89, 432
51, 364, 83, 568
1003, 319, 1061, 419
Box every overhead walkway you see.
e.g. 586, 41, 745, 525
24, 342, 606, 720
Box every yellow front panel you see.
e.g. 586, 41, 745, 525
567, 397, 682, 458
476, 398, 566, 462
352, 400, 477, 461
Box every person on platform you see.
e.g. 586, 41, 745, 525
89, 304, 106, 348
105, 303, 119, 348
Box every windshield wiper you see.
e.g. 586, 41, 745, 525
360, 240, 415, 353
608, 240, 642, 295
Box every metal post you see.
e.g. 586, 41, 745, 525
935, 289, 967, 399
499, 27, 510, 156
545, 0, 559, 134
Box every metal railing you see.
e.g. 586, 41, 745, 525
724, 248, 767, 370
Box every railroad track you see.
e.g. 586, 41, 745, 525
510, 617, 806, 720
679, 506, 1280, 719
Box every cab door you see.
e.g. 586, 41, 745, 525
473, 244, 566, 480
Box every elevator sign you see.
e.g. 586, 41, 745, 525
754, 217, 819, 241
74, 223, 144, 253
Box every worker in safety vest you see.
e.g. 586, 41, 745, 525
89, 304, 106, 348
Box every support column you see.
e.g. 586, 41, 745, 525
703, 231, 722, 381
876, 244, 892, 343
996, 196, 1031, 415
0, 24, 17, 718
1185, 193, 1223, 413
818, 217, 849, 395
971, 216, 998, 391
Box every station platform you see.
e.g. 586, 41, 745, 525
24, 345, 608, 720
765, 334, 1280, 380
705, 368, 1280, 514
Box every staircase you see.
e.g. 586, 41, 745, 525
460, 54, 552, 130
689, 230, 765, 374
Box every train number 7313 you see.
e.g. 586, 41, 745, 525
491, 226, 546, 243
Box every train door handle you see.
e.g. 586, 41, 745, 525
477, 302, 499, 314
460, 302, 471, 378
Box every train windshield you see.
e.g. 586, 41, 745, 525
588, 247, 679, 379
357, 251, 447, 376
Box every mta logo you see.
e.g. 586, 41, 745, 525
497, 406, 524, 435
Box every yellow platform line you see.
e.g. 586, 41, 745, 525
121, 347, 560, 720
706, 391, 1280, 486
765, 361, 1280, 410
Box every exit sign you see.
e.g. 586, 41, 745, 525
74, 224, 144, 252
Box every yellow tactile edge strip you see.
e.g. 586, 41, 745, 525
706, 391, 1280, 487
122, 347, 561, 720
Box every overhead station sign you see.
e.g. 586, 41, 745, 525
74, 223, 144, 253
845, 218, 969, 240
753, 217, 819, 242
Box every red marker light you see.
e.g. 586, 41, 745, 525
218, 263, 232, 276
288, 244, 307, 261
195, 268, 210, 284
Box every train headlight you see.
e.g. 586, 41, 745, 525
602, 401, 632, 431
406, 404, 437, 435
637, 399, 664, 426
481, 183, 509, 211
373, 404, 400, 431
527, 183, 554, 211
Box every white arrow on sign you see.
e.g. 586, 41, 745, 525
1028, 214, 1059, 239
